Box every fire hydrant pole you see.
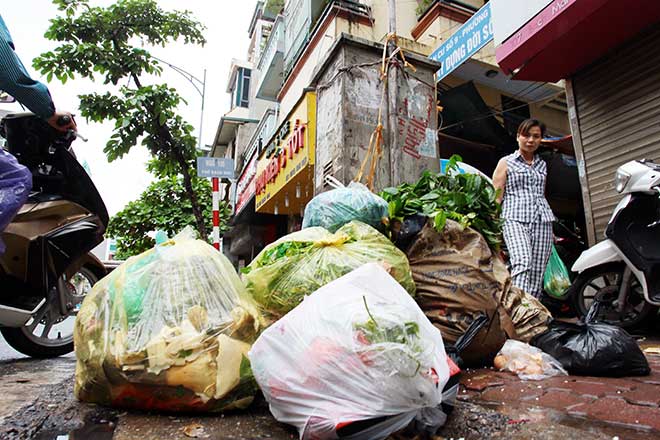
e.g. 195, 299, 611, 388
212, 177, 220, 250
387, 0, 401, 186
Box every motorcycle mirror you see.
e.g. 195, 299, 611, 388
0, 90, 16, 103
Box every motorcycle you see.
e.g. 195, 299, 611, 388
0, 113, 108, 357
568, 159, 660, 328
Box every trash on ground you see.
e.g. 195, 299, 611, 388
302, 181, 389, 232
183, 423, 209, 438
242, 221, 415, 320
74, 227, 264, 412
404, 219, 551, 366
494, 340, 567, 380
249, 263, 450, 440
644, 346, 660, 355
531, 303, 650, 377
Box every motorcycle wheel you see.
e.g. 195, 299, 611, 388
570, 262, 655, 329
1, 265, 99, 358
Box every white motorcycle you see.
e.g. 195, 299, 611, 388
569, 159, 660, 328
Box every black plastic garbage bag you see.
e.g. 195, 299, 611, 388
532, 304, 650, 377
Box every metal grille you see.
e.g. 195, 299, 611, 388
572, 24, 660, 243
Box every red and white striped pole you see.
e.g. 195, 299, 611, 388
212, 177, 220, 250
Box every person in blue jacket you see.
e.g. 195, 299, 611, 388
0, 14, 77, 254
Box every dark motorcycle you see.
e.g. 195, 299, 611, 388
0, 113, 108, 357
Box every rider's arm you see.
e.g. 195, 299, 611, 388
0, 15, 56, 120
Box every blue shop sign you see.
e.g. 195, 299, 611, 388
429, 2, 493, 80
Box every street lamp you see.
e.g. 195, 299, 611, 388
151, 55, 207, 149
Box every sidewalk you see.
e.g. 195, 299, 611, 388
457, 342, 660, 436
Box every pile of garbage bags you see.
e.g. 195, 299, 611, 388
74, 228, 264, 412
73, 167, 650, 438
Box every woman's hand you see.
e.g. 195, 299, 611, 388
492, 158, 507, 204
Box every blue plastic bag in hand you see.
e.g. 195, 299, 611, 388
302, 182, 388, 232
0, 149, 32, 253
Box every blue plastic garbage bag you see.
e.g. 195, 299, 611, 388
302, 182, 388, 232
0, 149, 32, 254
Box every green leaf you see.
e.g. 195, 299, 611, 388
433, 211, 447, 231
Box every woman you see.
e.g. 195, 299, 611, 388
493, 119, 555, 298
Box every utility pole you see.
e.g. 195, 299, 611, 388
387, 0, 401, 186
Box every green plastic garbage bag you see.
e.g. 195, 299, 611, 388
543, 244, 571, 298
243, 221, 416, 320
302, 182, 389, 232
74, 227, 265, 412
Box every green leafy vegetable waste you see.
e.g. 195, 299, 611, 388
380, 155, 504, 250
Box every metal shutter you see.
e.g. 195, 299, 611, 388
571, 24, 660, 244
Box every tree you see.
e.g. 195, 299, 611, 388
34, 0, 210, 237
106, 176, 232, 260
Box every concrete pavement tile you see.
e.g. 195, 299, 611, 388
463, 375, 505, 391
620, 385, 660, 407
533, 389, 596, 411
560, 379, 633, 398
479, 383, 545, 404
568, 396, 660, 431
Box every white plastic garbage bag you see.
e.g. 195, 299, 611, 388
249, 263, 450, 440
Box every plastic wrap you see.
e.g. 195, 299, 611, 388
243, 221, 415, 319
74, 227, 265, 412
249, 263, 450, 440
494, 339, 567, 380
0, 149, 32, 253
302, 182, 388, 232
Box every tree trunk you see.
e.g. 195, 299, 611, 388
130, 72, 209, 240
175, 150, 208, 239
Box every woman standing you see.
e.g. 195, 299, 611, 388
493, 119, 555, 298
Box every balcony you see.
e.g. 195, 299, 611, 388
256, 16, 284, 101
283, 0, 371, 78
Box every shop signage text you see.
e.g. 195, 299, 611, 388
256, 120, 306, 195
429, 2, 493, 80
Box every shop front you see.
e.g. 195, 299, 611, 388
490, 0, 660, 244
255, 91, 316, 234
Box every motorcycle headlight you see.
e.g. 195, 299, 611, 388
614, 169, 631, 193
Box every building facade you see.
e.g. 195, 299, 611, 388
211, 0, 576, 267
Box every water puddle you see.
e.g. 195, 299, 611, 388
34, 411, 117, 440
479, 401, 655, 440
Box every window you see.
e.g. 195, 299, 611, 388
235, 68, 251, 108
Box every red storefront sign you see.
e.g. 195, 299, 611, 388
255, 120, 306, 195
235, 154, 257, 215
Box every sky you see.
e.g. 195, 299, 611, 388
1, 0, 256, 215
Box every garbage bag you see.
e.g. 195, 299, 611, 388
302, 182, 388, 232
74, 227, 265, 412
543, 244, 571, 298
406, 219, 551, 366
243, 221, 415, 319
494, 339, 567, 380
249, 263, 450, 440
0, 149, 32, 254
531, 304, 650, 377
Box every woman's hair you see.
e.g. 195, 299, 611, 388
517, 118, 546, 137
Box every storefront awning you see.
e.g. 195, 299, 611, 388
496, 0, 660, 82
